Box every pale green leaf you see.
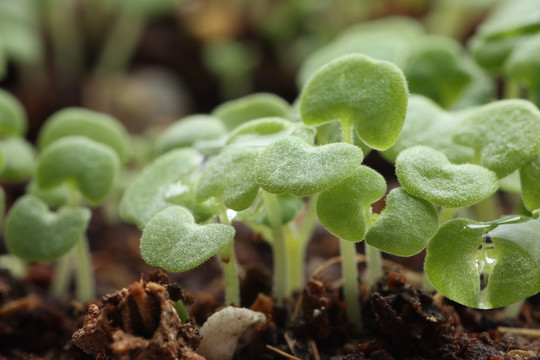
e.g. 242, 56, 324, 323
140, 206, 235, 272
317, 166, 386, 242
256, 136, 364, 196
5, 195, 90, 262
396, 146, 498, 208
366, 187, 439, 256
299, 54, 408, 150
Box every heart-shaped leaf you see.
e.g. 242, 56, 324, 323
299, 54, 408, 150
366, 187, 439, 256
256, 136, 364, 196
452, 99, 540, 178
36, 136, 120, 205
520, 152, 540, 211
155, 114, 227, 155
0, 88, 26, 136
5, 195, 90, 262
317, 166, 386, 242
197, 147, 260, 211
396, 146, 498, 208
0, 137, 35, 182
140, 206, 235, 272
212, 93, 291, 131
38, 107, 131, 164
120, 148, 205, 228
226, 117, 294, 148
382, 95, 474, 164
426, 217, 540, 309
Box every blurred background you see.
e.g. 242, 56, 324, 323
0, 0, 501, 140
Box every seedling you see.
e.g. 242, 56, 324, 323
4, 108, 127, 302
115, 32, 540, 330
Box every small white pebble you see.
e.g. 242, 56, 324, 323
197, 307, 266, 360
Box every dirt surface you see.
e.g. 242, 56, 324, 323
3, 220, 540, 360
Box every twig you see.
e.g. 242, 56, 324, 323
498, 327, 540, 338
309, 340, 321, 360
291, 292, 303, 322
266, 345, 302, 360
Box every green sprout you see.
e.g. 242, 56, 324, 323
4, 108, 127, 302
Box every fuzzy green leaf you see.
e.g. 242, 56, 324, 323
226, 117, 294, 148
404, 37, 472, 108
155, 115, 227, 155
366, 187, 439, 256
256, 136, 364, 196
38, 107, 131, 164
299, 54, 408, 150
297, 17, 423, 86
120, 148, 204, 228
425, 218, 486, 308
0, 137, 34, 182
520, 152, 540, 211
396, 146, 498, 208
0, 88, 26, 136
212, 93, 290, 131
36, 136, 120, 205
382, 95, 474, 164
469, 0, 540, 72
27, 180, 73, 209
453, 99, 540, 178
197, 147, 260, 211
5, 195, 90, 262
506, 34, 540, 85
426, 217, 540, 309
317, 166, 386, 242
140, 206, 235, 272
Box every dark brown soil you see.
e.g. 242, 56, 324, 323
3, 234, 540, 360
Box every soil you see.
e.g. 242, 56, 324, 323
2, 219, 540, 360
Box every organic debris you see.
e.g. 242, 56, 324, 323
72, 277, 202, 360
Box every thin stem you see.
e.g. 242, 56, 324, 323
439, 207, 457, 224
475, 194, 499, 222
426, 1, 471, 40
47, 0, 84, 79
284, 227, 303, 295
340, 239, 362, 329
504, 80, 521, 99
341, 121, 353, 144
261, 191, 289, 303
364, 243, 382, 291
51, 252, 72, 299
504, 300, 525, 319
287, 193, 320, 293
218, 208, 240, 306
92, 9, 145, 79
74, 235, 95, 302
298, 193, 319, 245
